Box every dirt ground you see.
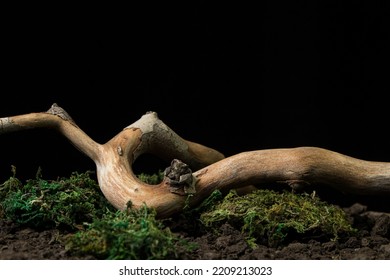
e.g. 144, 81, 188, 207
1, 200, 390, 260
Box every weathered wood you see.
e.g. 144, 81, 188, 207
1, 104, 389, 218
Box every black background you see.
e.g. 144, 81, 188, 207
1, 2, 389, 183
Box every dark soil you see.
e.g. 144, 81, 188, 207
1, 202, 390, 260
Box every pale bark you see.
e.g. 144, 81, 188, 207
1, 103, 389, 218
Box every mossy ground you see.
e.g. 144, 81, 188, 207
0, 167, 358, 259
0, 168, 194, 259
198, 189, 356, 247
0, 167, 114, 230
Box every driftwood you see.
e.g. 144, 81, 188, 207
1, 103, 390, 218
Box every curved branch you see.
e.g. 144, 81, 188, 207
191, 147, 390, 201
1, 104, 390, 219
0, 103, 101, 161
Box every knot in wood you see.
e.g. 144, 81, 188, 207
164, 159, 196, 195
46, 103, 74, 123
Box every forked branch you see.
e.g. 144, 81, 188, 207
1, 104, 390, 218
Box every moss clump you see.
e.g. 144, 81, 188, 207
200, 189, 356, 247
66, 203, 194, 260
0, 168, 114, 230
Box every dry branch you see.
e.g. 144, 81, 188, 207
1, 103, 390, 218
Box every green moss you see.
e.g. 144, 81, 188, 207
200, 189, 357, 247
66, 203, 192, 260
0, 168, 115, 230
